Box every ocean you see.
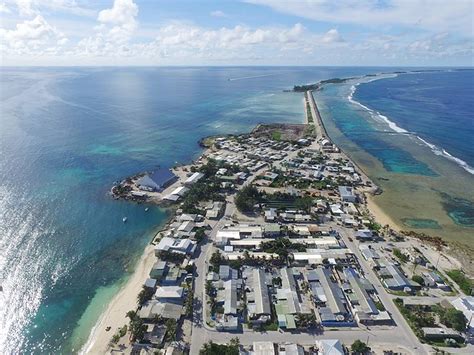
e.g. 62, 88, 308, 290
314, 70, 474, 240
0, 67, 472, 353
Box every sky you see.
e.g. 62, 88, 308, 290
0, 0, 473, 66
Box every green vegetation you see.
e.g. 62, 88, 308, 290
295, 313, 317, 328
235, 185, 261, 213
366, 221, 381, 231
165, 318, 177, 342
210, 250, 225, 269
185, 288, 194, 317
200, 338, 240, 355
271, 131, 282, 141
433, 305, 468, 332
137, 285, 154, 305
446, 269, 473, 295
126, 310, 146, 342
306, 102, 313, 123
194, 227, 206, 243
111, 324, 128, 344
375, 301, 385, 311
293, 83, 319, 92
393, 298, 435, 340
351, 339, 371, 354
393, 248, 409, 263
412, 275, 425, 286
260, 238, 306, 259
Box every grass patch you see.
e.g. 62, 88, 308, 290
446, 269, 473, 295
271, 131, 282, 141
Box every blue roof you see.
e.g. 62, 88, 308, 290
150, 168, 176, 186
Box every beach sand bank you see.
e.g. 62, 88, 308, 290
81, 244, 157, 354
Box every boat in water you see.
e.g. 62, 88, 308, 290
145, 207, 149, 212
122, 217, 128, 223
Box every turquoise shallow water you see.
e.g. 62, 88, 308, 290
1, 66, 398, 353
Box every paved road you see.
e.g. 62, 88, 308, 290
336, 226, 429, 354
190, 197, 236, 354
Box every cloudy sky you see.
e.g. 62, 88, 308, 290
0, 0, 473, 66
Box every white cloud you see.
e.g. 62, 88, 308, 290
210, 10, 227, 18
322, 28, 344, 43
246, 0, 474, 36
9, 0, 94, 17
74, 0, 138, 57
0, 2, 11, 13
0, 14, 67, 53
98, 0, 138, 26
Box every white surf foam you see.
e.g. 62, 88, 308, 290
417, 137, 474, 175
347, 74, 474, 176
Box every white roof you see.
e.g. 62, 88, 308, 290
170, 186, 188, 196
216, 230, 241, 241
317, 339, 344, 355
253, 341, 275, 355
154, 286, 183, 299
185, 172, 204, 184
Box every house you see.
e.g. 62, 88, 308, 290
354, 229, 374, 241
264, 223, 281, 237
253, 342, 277, 355
137, 168, 177, 191
245, 268, 272, 324
423, 271, 450, 291
316, 339, 344, 355
338, 186, 356, 203
163, 186, 189, 201
143, 324, 167, 346
422, 327, 464, 342
149, 261, 168, 279
219, 265, 238, 281
206, 201, 225, 220
223, 279, 238, 315
144, 278, 157, 289
451, 296, 474, 334
154, 286, 184, 304
154, 237, 196, 256
264, 208, 278, 222
184, 172, 204, 185
139, 300, 183, 320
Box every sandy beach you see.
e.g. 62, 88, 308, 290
366, 195, 402, 231
81, 244, 157, 354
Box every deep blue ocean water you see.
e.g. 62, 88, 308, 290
1, 66, 399, 353
354, 70, 474, 172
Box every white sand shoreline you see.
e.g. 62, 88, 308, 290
81, 244, 157, 354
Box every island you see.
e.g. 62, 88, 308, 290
85, 87, 473, 355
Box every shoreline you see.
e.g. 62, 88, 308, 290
81, 239, 164, 354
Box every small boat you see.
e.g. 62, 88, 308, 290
122, 217, 128, 223
145, 207, 149, 212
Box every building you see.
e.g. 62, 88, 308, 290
451, 296, 474, 334
137, 168, 177, 191
316, 339, 344, 355
422, 327, 464, 342
338, 186, 356, 203
154, 286, 184, 304
184, 172, 204, 185
253, 342, 276, 355
154, 237, 196, 256
245, 268, 272, 324
149, 261, 168, 279
206, 201, 225, 220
